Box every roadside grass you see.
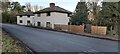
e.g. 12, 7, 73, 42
1, 28, 28, 53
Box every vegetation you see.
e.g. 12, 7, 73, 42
97, 2, 119, 26
2, 2, 25, 23
2, 29, 27, 53
70, 1, 119, 35
70, 2, 89, 25
97, 2, 119, 35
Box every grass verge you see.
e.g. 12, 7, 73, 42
1, 28, 28, 54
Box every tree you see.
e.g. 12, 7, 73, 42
39, 6, 44, 10
10, 2, 24, 13
70, 2, 89, 25
2, 11, 10, 23
2, 1, 10, 23
98, 2, 120, 35
2, 2, 25, 23
9, 2, 25, 23
33, 5, 38, 12
118, 1, 120, 38
2, 2, 10, 12
25, 2, 32, 11
86, 0, 102, 25
0, 1, 2, 9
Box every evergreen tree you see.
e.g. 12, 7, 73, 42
70, 2, 89, 25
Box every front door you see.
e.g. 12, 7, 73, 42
27, 20, 31, 25
37, 22, 41, 27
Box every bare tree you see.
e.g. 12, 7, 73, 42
25, 2, 31, 11
39, 6, 44, 10
33, 5, 44, 12
33, 5, 38, 12
86, 0, 103, 25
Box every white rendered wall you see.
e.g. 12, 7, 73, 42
34, 12, 70, 28
17, 12, 70, 28
52, 12, 70, 25
17, 16, 34, 25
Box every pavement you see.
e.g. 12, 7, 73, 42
1, 24, 119, 52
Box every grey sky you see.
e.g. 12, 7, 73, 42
11, 0, 80, 12
10, 0, 120, 12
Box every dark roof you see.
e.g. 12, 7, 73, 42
35, 6, 72, 14
17, 11, 34, 16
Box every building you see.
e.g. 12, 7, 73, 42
17, 11, 34, 25
34, 3, 72, 28
17, 3, 72, 28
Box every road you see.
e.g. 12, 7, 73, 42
1, 24, 118, 52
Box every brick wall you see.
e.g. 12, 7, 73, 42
54, 24, 84, 32
54, 24, 107, 35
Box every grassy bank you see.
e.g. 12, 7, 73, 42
1, 28, 28, 53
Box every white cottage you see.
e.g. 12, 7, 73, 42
17, 11, 35, 25
17, 3, 72, 28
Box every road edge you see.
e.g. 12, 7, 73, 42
2, 28, 36, 54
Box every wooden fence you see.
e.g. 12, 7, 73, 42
54, 24, 107, 35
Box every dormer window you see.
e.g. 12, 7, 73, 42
47, 12, 51, 16
37, 14, 41, 17
20, 15, 22, 17
27, 15, 30, 17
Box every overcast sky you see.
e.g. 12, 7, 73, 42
10, 0, 120, 12
11, 0, 80, 12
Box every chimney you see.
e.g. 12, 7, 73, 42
50, 3, 55, 8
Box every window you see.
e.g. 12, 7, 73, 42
27, 15, 30, 17
46, 22, 51, 28
47, 12, 51, 16
37, 14, 41, 17
27, 20, 30, 23
20, 20, 22, 23
20, 15, 22, 17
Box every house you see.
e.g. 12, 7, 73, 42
17, 3, 72, 28
34, 3, 72, 28
17, 11, 34, 25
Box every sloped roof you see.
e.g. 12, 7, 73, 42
17, 11, 34, 16
35, 6, 72, 14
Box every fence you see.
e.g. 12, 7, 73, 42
54, 24, 107, 35
91, 26, 107, 35
54, 24, 84, 32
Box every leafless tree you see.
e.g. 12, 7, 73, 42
39, 6, 44, 10
33, 5, 38, 12
25, 2, 31, 11
86, 0, 103, 25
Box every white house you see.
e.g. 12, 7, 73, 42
17, 11, 35, 25
17, 3, 72, 28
